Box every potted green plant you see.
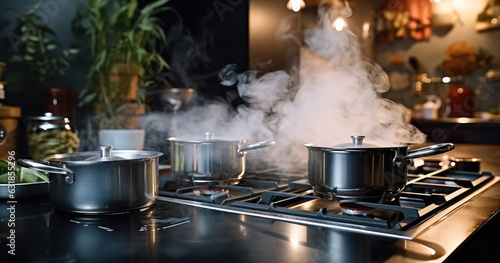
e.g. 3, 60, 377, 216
72, 0, 171, 131
10, 5, 79, 120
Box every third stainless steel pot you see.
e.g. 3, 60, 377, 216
169, 133, 275, 185
305, 136, 454, 203
17, 146, 163, 214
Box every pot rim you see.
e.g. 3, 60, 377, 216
168, 136, 246, 144
41, 150, 163, 165
304, 135, 413, 151
304, 143, 412, 151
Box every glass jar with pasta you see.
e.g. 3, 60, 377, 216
26, 113, 79, 160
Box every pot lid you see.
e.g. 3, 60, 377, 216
305, 135, 409, 150
168, 132, 246, 143
41, 146, 163, 163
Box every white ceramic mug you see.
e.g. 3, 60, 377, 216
98, 129, 145, 150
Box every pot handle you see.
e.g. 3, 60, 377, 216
238, 141, 276, 155
401, 143, 455, 160
17, 159, 75, 184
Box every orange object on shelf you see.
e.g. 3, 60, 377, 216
0, 105, 21, 159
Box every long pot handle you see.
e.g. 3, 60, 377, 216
238, 141, 276, 155
401, 143, 455, 160
17, 159, 75, 184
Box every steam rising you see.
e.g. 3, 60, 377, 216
167, 12, 426, 168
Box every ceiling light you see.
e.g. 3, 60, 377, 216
333, 17, 346, 31
286, 0, 306, 12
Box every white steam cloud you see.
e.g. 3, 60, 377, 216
167, 12, 426, 169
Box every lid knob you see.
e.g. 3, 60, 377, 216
205, 132, 214, 140
351, 135, 365, 146
98, 145, 113, 158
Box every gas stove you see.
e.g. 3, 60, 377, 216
5, 154, 500, 262
158, 161, 499, 240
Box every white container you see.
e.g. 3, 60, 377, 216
98, 129, 145, 150
422, 95, 442, 120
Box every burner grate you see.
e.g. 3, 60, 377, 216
230, 191, 420, 229
158, 167, 494, 234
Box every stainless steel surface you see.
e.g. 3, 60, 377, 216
238, 140, 276, 155
17, 159, 74, 175
7, 179, 500, 263
17, 158, 75, 184
351, 135, 365, 146
39, 148, 163, 163
5, 144, 500, 262
305, 136, 455, 202
157, 195, 413, 240
157, 172, 500, 242
85, 145, 126, 161
17, 148, 163, 213
402, 143, 455, 159
98, 145, 112, 157
169, 135, 275, 185
162, 88, 195, 111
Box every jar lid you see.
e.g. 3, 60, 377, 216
27, 112, 68, 121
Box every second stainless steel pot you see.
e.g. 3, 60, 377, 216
305, 136, 455, 203
169, 133, 275, 185
17, 146, 163, 214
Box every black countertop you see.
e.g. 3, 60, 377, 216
1, 143, 500, 263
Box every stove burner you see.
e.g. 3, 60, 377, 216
339, 203, 375, 216
198, 186, 228, 196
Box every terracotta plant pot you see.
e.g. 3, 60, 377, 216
106, 63, 139, 101
95, 102, 146, 129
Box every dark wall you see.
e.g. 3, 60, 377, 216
0, 0, 86, 117
249, 0, 300, 73
0, 0, 300, 156
156, 0, 249, 104
0, 0, 86, 157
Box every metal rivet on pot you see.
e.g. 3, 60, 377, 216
64, 174, 74, 184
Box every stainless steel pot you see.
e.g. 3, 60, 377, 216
17, 146, 163, 214
305, 136, 455, 203
169, 133, 275, 185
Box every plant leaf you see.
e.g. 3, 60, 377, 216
78, 92, 97, 106
140, 0, 169, 15
11, 55, 23, 62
